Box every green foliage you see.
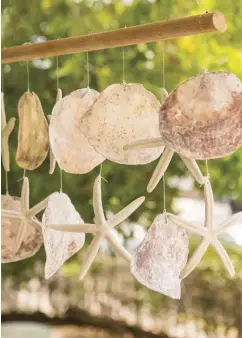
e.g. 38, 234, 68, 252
1, 0, 242, 280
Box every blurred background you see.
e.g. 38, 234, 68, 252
1, 0, 242, 337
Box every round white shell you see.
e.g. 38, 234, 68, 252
130, 214, 189, 299
81, 83, 163, 164
160, 72, 242, 159
49, 88, 105, 174
1, 195, 43, 263
42, 192, 85, 279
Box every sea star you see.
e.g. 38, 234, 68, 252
123, 88, 204, 193
48, 175, 145, 280
167, 177, 241, 279
2, 177, 49, 254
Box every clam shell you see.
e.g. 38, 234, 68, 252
16, 92, 49, 170
130, 214, 189, 299
160, 72, 242, 159
1, 195, 43, 263
49, 88, 105, 174
42, 192, 85, 279
81, 83, 163, 165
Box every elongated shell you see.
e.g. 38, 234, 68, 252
49, 88, 105, 174
160, 72, 242, 159
16, 92, 49, 170
42, 192, 85, 279
130, 213, 189, 299
1, 195, 43, 263
81, 83, 163, 165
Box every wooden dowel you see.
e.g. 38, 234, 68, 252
1, 12, 226, 64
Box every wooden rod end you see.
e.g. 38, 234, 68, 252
212, 11, 227, 32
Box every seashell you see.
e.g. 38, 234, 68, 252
49, 88, 105, 174
81, 83, 163, 165
131, 213, 189, 299
1, 194, 43, 263
160, 72, 242, 159
16, 92, 49, 170
42, 192, 85, 279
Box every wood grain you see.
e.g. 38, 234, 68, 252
2, 12, 226, 64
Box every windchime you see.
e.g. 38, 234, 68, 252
1, 11, 242, 299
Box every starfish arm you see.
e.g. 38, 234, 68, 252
27, 197, 49, 217
161, 88, 169, 103
216, 212, 242, 235
14, 220, 27, 254
180, 238, 210, 279
147, 147, 174, 193
168, 214, 207, 237
21, 177, 30, 213
47, 223, 98, 233
2, 117, 16, 172
107, 196, 145, 228
179, 156, 205, 185
106, 230, 131, 262
211, 238, 235, 277
204, 177, 214, 230
29, 218, 43, 230
47, 115, 56, 175
93, 175, 106, 224
123, 138, 164, 151
1, 209, 20, 218
79, 234, 104, 280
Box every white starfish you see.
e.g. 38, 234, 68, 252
48, 175, 145, 280
167, 177, 241, 279
1, 92, 16, 172
123, 88, 204, 193
1, 177, 49, 254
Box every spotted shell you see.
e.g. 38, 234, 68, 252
160, 72, 242, 159
42, 192, 85, 279
81, 83, 163, 165
49, 88, 105, 174
1, 195, 43, 263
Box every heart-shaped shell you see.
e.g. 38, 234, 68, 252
81, 83, 163, 165
16, 92, 49, 170
49, 88, 105, 174
42, 192, 85, 279
1, 195, 43, 263
160, 72, 242, 159
130, 214, 189, 299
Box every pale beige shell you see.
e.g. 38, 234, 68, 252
1, 195, 43, 263
81, 83, 163, 165
42, 192, 85, 279
160, 72, 242, 159
49, 88, 105, 174
16, 92, 49, 169
130, 214, 189, 299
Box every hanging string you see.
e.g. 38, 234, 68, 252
205, 159, 209, 178
162, 40, 167, 216
99, 163, 108, 183
86, 52, 90, 88
56, 55, 59, 89
122, 46, 125, 84
26, 60, 30, 92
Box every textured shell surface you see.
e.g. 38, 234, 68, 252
49, 88, 105, 174
42, 192, 85, 279
81, 83, 163, 165
16, 92, 49, 170
130, 213, 189, 299
160, 72, 242, 159
1, 194, 43, 263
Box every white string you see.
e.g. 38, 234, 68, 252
86, 52, 90, 88
26, 61, 30, 92
122, 46, 125, 84
56, 55, 59, 89
205, 159, 210, 178
162, 40, 167, 216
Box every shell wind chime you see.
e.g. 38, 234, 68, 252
1, 10, 242, 301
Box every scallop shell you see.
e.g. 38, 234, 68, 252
49, 88, 105, 174
81, 83, 163, 165
160, 72, 242, 159
1, 194, 43, 263
42, 192, 85, 279
16, 92, 49, 170
130, 214, 189, 299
